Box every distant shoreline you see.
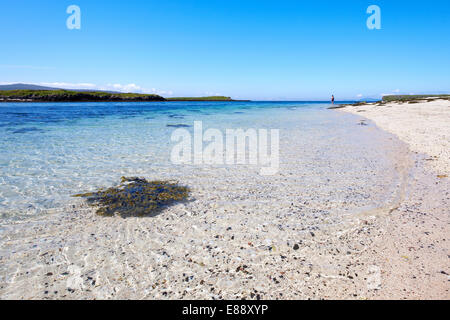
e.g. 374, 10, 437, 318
328, 94, 450, 109
0, 89, 241, 103
0, 99, 250, 103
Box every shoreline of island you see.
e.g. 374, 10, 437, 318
0, 89, 250, 103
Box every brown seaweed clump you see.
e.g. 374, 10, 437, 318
73, 177, 190, 217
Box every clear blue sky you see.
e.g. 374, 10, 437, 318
1, 0, 449, 100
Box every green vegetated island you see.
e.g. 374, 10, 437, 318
0, 90, 238, 102
381, 94, 450, 102
328, 94, 450, 109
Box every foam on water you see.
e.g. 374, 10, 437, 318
0, 101, 406, 220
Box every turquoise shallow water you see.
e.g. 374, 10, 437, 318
0, 101, 402, 220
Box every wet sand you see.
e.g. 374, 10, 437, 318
0, 104, 448, 300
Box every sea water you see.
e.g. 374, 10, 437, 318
0, 101, 406, 220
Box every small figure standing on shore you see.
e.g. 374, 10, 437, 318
331, 95, 335, 104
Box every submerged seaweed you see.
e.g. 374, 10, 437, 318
73, 177, 190, 217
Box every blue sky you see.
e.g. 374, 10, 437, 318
0, 0, 449, 100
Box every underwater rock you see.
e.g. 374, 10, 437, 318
168, 114, 185, 119
73, 177, 190, 217
11, 127, 45, 134
167, 124, 191, 128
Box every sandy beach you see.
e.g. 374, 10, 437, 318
340, 99, 450, 299
2, 0, 450, 305
342, 98, 450, 175
0, 100, 448, 300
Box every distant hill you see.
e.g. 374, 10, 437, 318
0, 84, 241, 102
0, 83, 59, 91
0, 90, 165, 102
0, 83, 120, 94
